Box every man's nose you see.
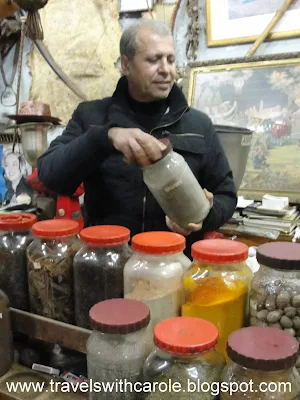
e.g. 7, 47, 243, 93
158, 59, 169, 75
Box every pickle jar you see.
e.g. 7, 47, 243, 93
142, 140, 210, 229
0, 213, 37, 311
124, 232, 187, 341
249, 242, 300, 342
87, 298, 151, 400
73, 225, 133, 329
221, 327, 300, 400
0, 289, 14, 377
144, 317, 225, 400
27, 219, 80, 324
182, 239, 253, 360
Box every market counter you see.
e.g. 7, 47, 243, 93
0, 363, 88, 399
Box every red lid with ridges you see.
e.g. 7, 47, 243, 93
89, 298, 150, 334
79, 225, 130, 246
132, 231, 185, 254
256, 242, 300, 270
0, 213, 37, 231
192, 239, 248, 263
32, 219, 80, 238
154, 317, 218, 355
227, 327, 299, 371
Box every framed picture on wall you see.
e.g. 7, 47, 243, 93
206, 0, 300, 47
185, 52, 300, 203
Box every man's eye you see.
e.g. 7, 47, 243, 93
148, 58, 157, 63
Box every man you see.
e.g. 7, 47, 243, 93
37, 19, 237, 256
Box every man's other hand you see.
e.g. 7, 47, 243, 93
108, 127, 166, 167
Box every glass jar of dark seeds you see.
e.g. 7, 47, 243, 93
27, 219, 81, 324
249, 242, 300, 375
73, 225, 132, 329
143, 317, 225, 400
0, 213, 37, 311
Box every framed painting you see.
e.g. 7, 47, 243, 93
206, 0, 300, 47
185, 52, 300, 203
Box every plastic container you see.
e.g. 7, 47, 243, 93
0, 289, 14, 376
73, 225, 133, 329
124, 232, 188, 342
144, 317, 225, 400
249, 242, 300, 347
142, 141, 210, 229
0, 213, 37, 311
221, 327, 300, 399
27, 219, 81, 324
87, 298, 151, 400
182, 239, 253, 360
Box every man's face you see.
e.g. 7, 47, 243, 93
122, 28, 177, 102
4, 153, 22, 183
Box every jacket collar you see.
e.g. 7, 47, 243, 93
109, 76, 189, 129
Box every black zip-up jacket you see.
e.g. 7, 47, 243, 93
37, 77, 237, 257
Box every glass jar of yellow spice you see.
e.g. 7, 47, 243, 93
182, 239, 253, 360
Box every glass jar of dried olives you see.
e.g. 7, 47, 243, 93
0, 213, 37, 311
249, 242, 300, 353
27, 219, 81, 324
0, 289, 14, 377
73, 225, 133, 329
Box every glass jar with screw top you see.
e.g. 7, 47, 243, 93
249, 243, 300, 348
0, 289, 14, 377
27, 219, 81, 324
143, 316, 225, 400
0, 213, 37, 311
221, 326, 300, 400
87, 298, 151, 400
142, 140, 210, 229
73, 225, 133, 329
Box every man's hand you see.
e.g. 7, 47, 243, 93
166, 189, 214, 236
108, 127, 166, 167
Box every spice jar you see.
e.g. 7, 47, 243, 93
182, 239, 252, 360
0, 213, 37, 311
249, 243, 300, 345
144, 317, 225, 399
221, 327, 300, 400
73, 225, 133, 329
27, 219, 80, 324
87, 298, 151, 400
142, 141, 210, 229
124, 232, 186, 343
0, 290, 14, 377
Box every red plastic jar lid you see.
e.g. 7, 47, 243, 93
154, 317, 218, 355
192, 239, 248, 263
0, 213, 37, 231
32, 219, 80, 239
131, 231, 185, 255
256, 242, 300, 270
79, 225, 130, 246
89, 298, 150, 334
227, 327, 299, 371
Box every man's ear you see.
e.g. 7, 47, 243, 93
121, 55, 130, 76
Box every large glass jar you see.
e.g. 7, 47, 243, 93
27, 219, 80, 324
73, 225, 133, 329
124, 232, 187, 344
144, 316, 225, 399
0, 289, 14, 377
87, 298, 151, 400
221, 326, 300, 400
182, 239, 253, 360
0, 213, 37, 311
249, 243, 300, 348
143, 141, 210, 229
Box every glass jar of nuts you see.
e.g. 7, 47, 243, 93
249, 242, 300, 371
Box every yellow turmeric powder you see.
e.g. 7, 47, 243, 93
182, 265, 249, 361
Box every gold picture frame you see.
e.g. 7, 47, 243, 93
206, 0, 300, 47
185, 52, 300, 203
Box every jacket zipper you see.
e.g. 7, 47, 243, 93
141, 106, 189, 232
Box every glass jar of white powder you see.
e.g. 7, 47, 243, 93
124, 232, 187, 347
87, 298, 151, 400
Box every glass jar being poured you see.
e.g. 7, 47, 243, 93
142, 139, 210, 229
